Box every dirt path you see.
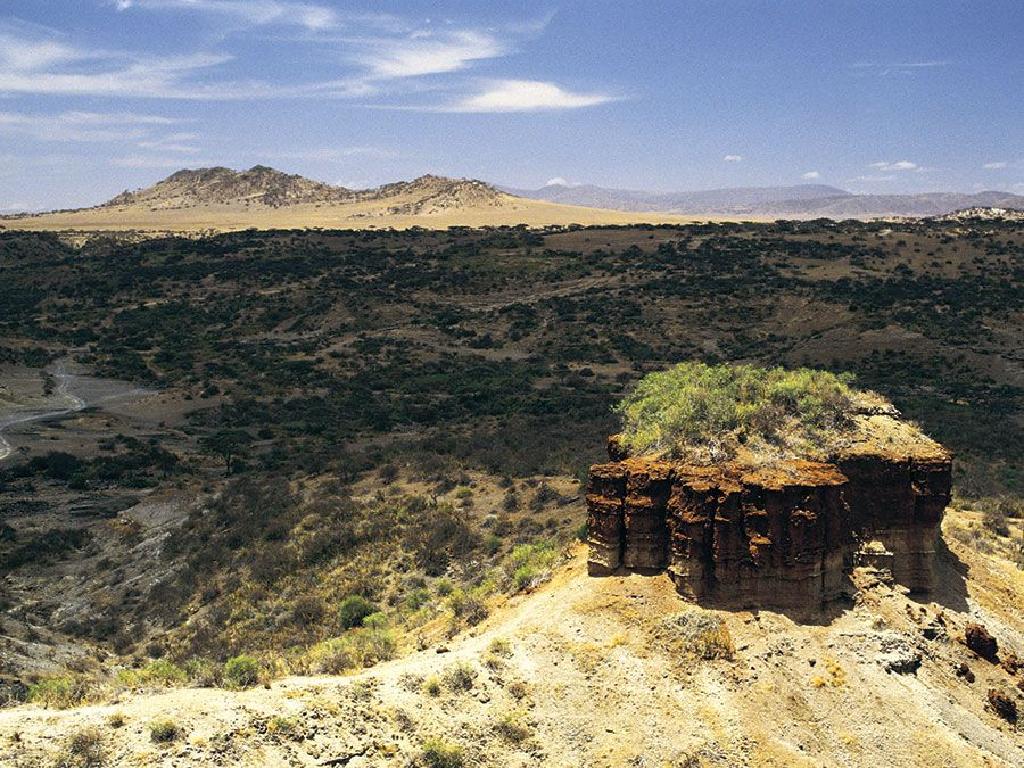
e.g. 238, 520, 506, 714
0, 362, 148, 462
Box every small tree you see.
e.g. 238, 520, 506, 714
223, 655, 260, 688
338, 595, 377, 629
199, 429, 252, 474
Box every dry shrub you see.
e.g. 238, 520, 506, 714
658, 610, 735, 661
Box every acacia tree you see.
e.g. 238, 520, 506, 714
200, 429, 252, 474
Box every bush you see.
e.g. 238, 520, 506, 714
442, 661, 477, 692
26, 674, 93, 709
149, 718, 180, 743
493, 710, 533, 743
223, 654, 260, 688
614, 362, 865, 461
507, 540, 559, 592
183, 657, 222, 687
448, 587, 489, 626
58, 727, 105, 767
424, 676, 441, 697
659, 610, 735, 660
487, 637, 512, 657
420, 738, 464, 768
117, 659, 187, 688
350, 623, 397, 666
338, 595, 377, 629
304, 637, 355, 674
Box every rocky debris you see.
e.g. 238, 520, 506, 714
877, 635, 922, 676
987, 688, 1018, 724
587, 417, 952, 606
966, 623, 999, 663
933, 206, 1024, 223
955, 662, 976, 683
1000, 652, 1021, 676
0, 677, 29, 706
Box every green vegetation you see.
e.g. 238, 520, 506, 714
26, 674, 94, 709
1, 219, 1023, 681
615, 362, 865, 461
508, 540, 560, 591
420, 738, 465, 768
222, 654, 260, 688
337, 594, 377, 629
116, 659, 188, 688
148, 717, 180, 743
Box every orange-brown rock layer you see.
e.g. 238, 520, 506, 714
587, 442, 952, 607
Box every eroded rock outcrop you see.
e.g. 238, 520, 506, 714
587, 415, 952, 606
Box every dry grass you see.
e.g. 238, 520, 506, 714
1, 195, 703, 235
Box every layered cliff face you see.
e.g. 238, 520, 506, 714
587, 415, 952, 606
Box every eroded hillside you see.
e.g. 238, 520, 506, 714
2, 527, 1023, 767
0, 220, 1022, 765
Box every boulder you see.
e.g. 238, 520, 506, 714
966, 623, 999, 663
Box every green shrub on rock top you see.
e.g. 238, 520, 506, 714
614, 362, 871, 462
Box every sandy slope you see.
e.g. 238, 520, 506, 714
0, 194, 713, 235
3, 518, 1022, 768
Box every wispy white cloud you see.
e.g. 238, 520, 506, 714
850, 174, 895, 182
0, 36, 86, 71
982, 161, 1008, 169
0, 28, 371, 99
137, 131, 201, 152
113, 0, 341, 31
869, 160, 920, 172
723, 154, 743, 163
444, 80, 615, 113
111, 154, 206, 168
0, 110, 186, 141
263, 146, 397, 162
0, 11, 603, 117
358, 30, 507, 79
801, 170, 820, 180
851, 60, 947, 77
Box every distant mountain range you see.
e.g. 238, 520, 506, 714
5, 166, 1023, 236
504, 182, 1024, 218
1, 166, 678, 233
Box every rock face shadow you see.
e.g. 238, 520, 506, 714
908, 535, 970, 613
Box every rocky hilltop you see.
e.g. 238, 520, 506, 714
102, 166, 507, 212
104, 165, 354, 209
587, 411, 953, 607
933, 206, 1024, 223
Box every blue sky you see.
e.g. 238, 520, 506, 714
1, 0, 1022, 210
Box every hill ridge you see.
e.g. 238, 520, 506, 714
103, 166, 506, 212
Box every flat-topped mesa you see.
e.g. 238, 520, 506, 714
587, 414, 952, 607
